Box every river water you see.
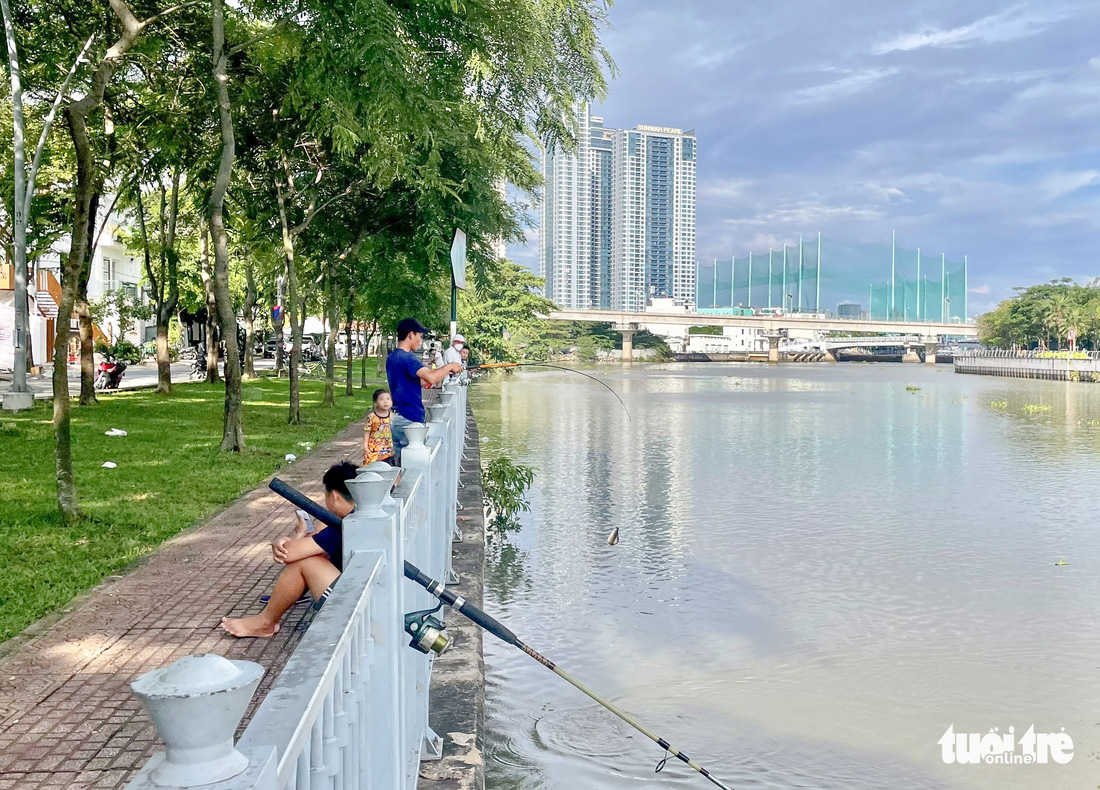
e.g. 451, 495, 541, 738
469, 363, 1100, 790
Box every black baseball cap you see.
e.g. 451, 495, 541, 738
397, 317, 429, 340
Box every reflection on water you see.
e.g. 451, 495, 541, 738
473, 364, 1100, 790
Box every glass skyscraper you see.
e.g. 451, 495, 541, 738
540, 109, 696, 311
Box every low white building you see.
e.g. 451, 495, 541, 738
1, 203, 151, 370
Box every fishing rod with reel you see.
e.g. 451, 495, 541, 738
269, 478, 735, 790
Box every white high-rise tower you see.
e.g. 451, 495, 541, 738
611, 125, 696, 312
540, 110, 695, 311
539, 106, 594, 308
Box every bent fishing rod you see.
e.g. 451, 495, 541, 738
269, 477, 734, 790
471, 362, 632, 422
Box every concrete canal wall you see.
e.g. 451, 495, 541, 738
418, 414, 487, 790
955, 350, 1100, 381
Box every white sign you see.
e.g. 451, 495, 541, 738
938, 725, 1073, 765
450, 229, 467, 291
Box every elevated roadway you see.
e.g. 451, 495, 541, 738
547, 308, 977, 362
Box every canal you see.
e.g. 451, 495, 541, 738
470, 363, 1100, 790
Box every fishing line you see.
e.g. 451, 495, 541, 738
473, 362, 632, 422
268, 479, 735, 790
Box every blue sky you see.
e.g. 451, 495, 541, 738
507, 1, 1100, 314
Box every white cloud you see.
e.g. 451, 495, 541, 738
1039, 170, 1100, 200
968, 284, 992, 294
874, 6, 1068, 55
784, 68, 898, 107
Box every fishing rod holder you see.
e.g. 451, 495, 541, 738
405, 604, 453, 656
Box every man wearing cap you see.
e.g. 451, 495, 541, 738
387, 318, 463, 462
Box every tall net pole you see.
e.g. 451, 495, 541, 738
711, 258, 717, 308
767, 249, 773, 309
890, 230, 896, 320
731, 256, 736, 307
941, 253, 945, 323
910, 247, 919, 321
964, 255, 968, 322
782, 246, 787, 311
816, 231, 821, 313
748, 252, 752, 309
798, 236, 803, 312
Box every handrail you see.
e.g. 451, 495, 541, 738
236, 551, 384, 788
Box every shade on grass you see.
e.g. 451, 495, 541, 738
0, 377, 380, 643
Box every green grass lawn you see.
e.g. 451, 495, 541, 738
0, 376, 381, 643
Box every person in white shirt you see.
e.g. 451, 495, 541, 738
444, 334, 465, 367
443, 335, 465, 383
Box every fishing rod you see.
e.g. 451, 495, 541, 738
472, 362, 632, 422
268, 478, 734, 790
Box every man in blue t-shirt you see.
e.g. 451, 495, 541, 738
221, 462, 357, 638
386, 317, 462, 462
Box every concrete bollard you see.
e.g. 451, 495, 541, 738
361, 461, 399, 509
129, 654, 264, 787
346, 472, 387, 519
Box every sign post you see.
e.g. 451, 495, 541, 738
449, 229, 466, 339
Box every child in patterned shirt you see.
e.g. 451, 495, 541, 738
364, 389, 396, 466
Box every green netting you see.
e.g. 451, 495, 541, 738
715, 256, 732, 308
698, 260, 715, 308
702, 234, 968, 322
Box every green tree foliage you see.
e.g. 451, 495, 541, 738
978, 279, 1100, 350
458, 260, 554, 362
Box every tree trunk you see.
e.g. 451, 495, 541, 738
345, 302, 354, 396
76, 190, 99, 405
155, 170, 180, 394
277, 185, 302, 424
199, 224, 220, 383
210, 0, 244, 451
243, 262, 257, 379
53, 104, 101, 523
323, 261, 337, 407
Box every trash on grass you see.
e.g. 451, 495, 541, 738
285, 453, 297, 462
104, 428, 128, 437
101, 461, 117, 468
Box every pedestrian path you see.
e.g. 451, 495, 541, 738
0, 417, 365, 790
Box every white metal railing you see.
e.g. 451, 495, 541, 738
955, 348, 1100, 381
955, 348, 1100, 361
125, 375, 469, 790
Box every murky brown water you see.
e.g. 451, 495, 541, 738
471, 363, 1100, 790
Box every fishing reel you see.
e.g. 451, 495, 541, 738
405, 604, 453, 656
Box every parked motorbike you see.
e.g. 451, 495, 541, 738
189, 353, 207, 381
94, 359, 127, 390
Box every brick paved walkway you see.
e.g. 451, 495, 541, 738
0, 418, 368, 789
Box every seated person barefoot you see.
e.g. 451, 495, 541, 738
221, 462, 358, 638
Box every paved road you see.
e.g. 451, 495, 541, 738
0, 358, 276, 399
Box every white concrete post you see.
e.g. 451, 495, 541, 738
425, 404, 454, 584
343, 471, 409, 786
128, 654, 265, 788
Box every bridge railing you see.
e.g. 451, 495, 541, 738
123, 376, 469, 790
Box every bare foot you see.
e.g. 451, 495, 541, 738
221, 615, 280, 638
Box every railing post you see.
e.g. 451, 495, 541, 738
344, 471, 409, 788
126, 655, 272, 790
426, 403, 456, 584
